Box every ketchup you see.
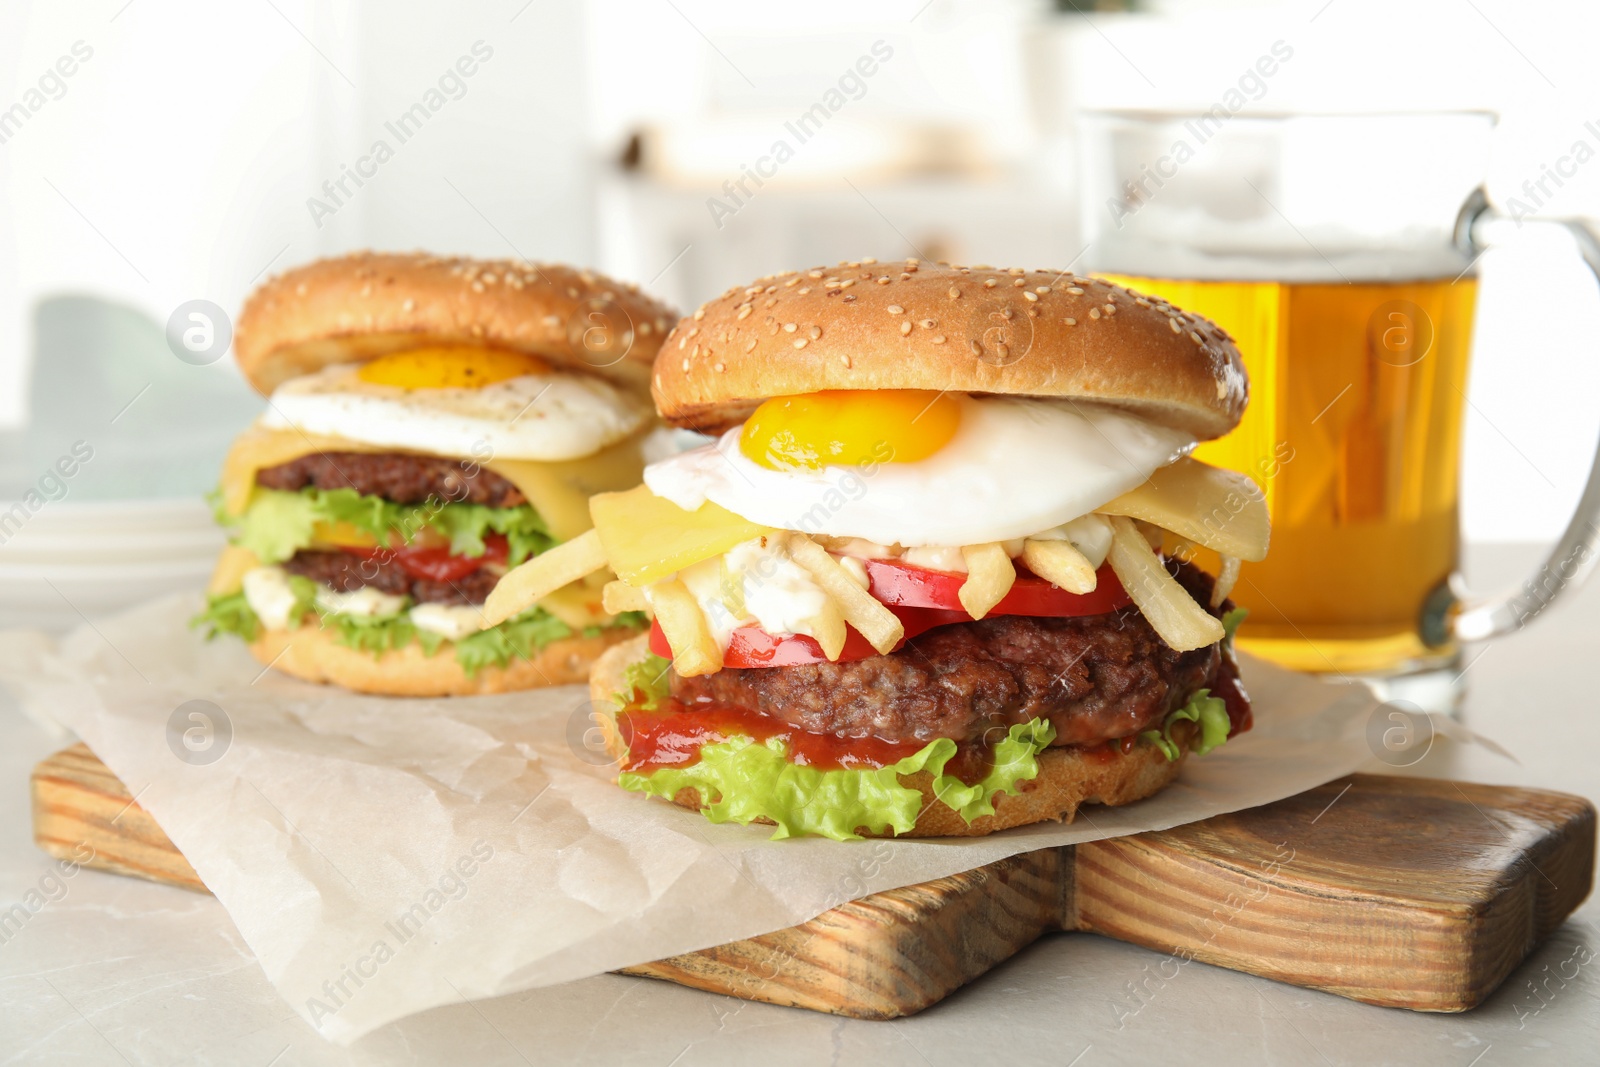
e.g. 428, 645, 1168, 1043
618, 697, 993, 783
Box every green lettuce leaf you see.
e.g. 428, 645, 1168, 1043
190, 594, 643, 677
614, 652, 673, 711
1221, 606, 1248, 643
1140, 688, 1233, 762
192, 590, 261, 642
223, 487, 555, 566
617, 718, 1058, 842
191, 575, 317, 641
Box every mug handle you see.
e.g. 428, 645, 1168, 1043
1449, 189, 1600, 642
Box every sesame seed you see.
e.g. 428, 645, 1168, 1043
694, 307, 706, 320
984, 279, 998, 288
1064, 317, 1077, 326
919, 319, 936, 328
932, 334, 946, 344
809, 271, 823, 279
471, 282, 485, 293
745, 339, 757, 352
1036, 286, 1051, 294
900, 272, 912, 280
681, 358, 690, 371
544, 314, 561, 327
764, 285, 777, 294
687, 326, 699, 337
843, 294, 857, 302
809, 325, 822, 339
1170, 318, 1183, 333
737, 305, 753, 320
841, 354, 853, 368
863, 256, 877, 264
1023, 291, 1038, 302
1090, 308, 1102, 320
402, 298, 415, 312
949, 288, 961, 300
794, 338, 808, 349
900, 320, 912, 335
1009, 267, 1025, 275
764, 298, 777, 308
784, 277, 800, 287
996, 343, 1010, 359
1104, 304, 1117, 315
1012, 278, 1025, 287
1067, 287, 1085, 296
1135, 297, 1151, 307
691, 344, 700, 358
481, 274, 495, 285
783, 322, 797, 333
1190, 330, 1204, 344
1002, 308, 1014, 320
714, 361, 725, 372
877, 276, 891, 285
887, 305, 905, 315
678, 338, 687, 350
798, 287, 811, 295
970, 340, 983, 356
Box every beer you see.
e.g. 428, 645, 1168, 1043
1104, 274, 1479, 674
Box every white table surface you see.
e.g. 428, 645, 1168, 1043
1, 544, 1595, 1066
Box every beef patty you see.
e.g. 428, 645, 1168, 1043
282, 549, 501, 605
669, 560, 1231, 747
257, 452, 526, 508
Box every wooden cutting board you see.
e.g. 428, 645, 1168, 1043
30, 743, 1596, 1018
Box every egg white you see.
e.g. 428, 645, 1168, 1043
643, 396, 1195, 546
261, 364, 652, 461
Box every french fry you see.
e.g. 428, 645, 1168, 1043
788, 536, 905, 655
481, 529, 607, 628
808, 596, 849, 662
958, 543, 1016, 619
1021, 539, 1097, 594
1212, 555, 1242, 608
602, 580, 651, 615
1105, 516, 1224, 652
648, 578, 724, 676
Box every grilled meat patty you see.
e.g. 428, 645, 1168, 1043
668, 560, 1231, 747
256, 451, 525, 508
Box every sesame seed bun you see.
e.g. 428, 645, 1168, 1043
234, 252, 680, 396
588, 636, 1190, 838
653, 260, 1246, 441
250, 618, 643, 697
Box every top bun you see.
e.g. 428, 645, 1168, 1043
235, 252, 681, 396
653, 260, 1247, 440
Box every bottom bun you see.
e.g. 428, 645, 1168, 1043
589, 636, 1190, 838
253, 621, 641, 697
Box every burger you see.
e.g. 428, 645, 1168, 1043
484, 260, 1268, 837
195, 252, 678, 696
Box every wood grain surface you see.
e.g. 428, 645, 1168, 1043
31, 745, 1596, 1018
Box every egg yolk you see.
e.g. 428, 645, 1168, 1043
738, 390, 961, 471
356, 347, 549, 390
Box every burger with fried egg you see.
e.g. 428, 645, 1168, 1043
485, 260, 1269, 837
195, 252, 677, 695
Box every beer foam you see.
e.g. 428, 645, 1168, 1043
1090, 213, 1473, 283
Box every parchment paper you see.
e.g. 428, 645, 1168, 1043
0, 594, 1383, 1045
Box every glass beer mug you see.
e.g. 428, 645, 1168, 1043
1079, 110, 1600, 706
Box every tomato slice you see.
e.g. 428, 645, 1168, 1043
346, 534, 508, 583
865, 559, 1131, 616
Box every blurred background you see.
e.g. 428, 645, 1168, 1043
2, 0, 1599, 626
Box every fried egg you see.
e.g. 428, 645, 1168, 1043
260, 347, 652, 461
643, 392, 1195, 546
